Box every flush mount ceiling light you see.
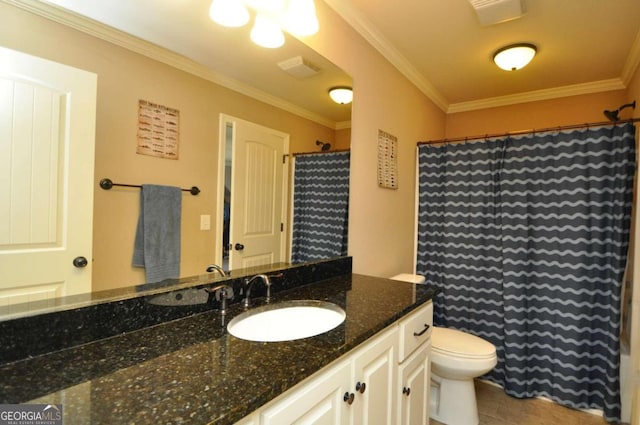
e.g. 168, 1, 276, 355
209, 0, 319, 49
328, 87, 353, 104
493, 43, 537, 71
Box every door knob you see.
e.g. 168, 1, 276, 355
73, 256, 88, 268
234, 243, 245, 251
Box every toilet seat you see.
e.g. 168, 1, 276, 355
432, 327, 496, 360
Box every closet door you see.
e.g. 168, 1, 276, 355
0, 47, 96, 311
225, 116, 288, 270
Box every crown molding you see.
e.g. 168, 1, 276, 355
447, 79, 626, 113
3, 0, 339, 129
335, 120, 352, 130
323, 0, 639, 115
621, 27, 640, 86
17, 0, 638, 122
323, 0, 449, 112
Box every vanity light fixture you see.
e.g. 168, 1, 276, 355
493, 43, 537, 71
209, 0, 250, 27
328, 86, 353, 104
250, 14, 285, 48
209, 0, 319, 49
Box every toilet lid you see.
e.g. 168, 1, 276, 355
432, 327, 496, 359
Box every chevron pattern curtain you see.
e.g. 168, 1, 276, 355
417, 123, 636, 422
291, 151, 350, 263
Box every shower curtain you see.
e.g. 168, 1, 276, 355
416, 123, 636, 422
291, 151, 350, 263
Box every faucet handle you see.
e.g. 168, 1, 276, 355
206, 284, 232, 315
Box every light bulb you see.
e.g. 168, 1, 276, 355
209, 0, 250, 27
245, 0, 285, 13
283, 0, 319, 36
250, 14, 285, 48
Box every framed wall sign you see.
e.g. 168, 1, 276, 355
377, 129, 398, 189
136, 100, 180, 159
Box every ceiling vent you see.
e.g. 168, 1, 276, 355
277, 56, 321, 79
468, 0, 526, 26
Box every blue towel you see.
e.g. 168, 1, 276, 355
132, 184, 182, 282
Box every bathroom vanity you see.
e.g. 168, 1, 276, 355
0, 259, 437, 424
240, 299, 433, 425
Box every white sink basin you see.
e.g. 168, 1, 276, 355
227, 300, 346, 342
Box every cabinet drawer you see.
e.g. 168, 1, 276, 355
398, 301, 433, 363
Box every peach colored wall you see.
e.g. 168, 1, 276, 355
0, 3, 339, 291
334, 128, 352, 151
626, 63, 640, 423
445, 90, 627, 139
302, 2, 446, 277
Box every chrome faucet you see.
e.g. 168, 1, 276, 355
205, 284, 232, 315
243, 274, 272, 308
206, 264, 227, 278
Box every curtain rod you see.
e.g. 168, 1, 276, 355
290, 148, 350, 157
418, 118, 640, 146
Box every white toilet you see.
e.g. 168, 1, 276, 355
430, 326, 497, 425
390, 274, 498, 425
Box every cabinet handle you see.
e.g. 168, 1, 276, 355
413, 323, 430, 337
403, 387, 411, 396
356, 381, 366, 394
343, 392, 355, 405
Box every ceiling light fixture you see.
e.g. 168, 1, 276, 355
328, 87, 353, 104
209, 0, 319, 48
493, 43, 537, 71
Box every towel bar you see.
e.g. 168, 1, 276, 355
99, 178, 200, 195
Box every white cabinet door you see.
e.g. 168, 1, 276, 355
235, 411, 259, 425
351, 327, 398, 425
261, 359, 351, 425
397, 340, 431, 425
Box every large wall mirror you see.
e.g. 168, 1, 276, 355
0, 0, 352, 317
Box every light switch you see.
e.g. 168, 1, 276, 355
200, 214, 211, 230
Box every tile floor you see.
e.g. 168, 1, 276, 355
431, 380, 615, 425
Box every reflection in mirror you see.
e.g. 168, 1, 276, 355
0, 0, 351, 319
291, 151, 350, 263
218, 114, 290, 271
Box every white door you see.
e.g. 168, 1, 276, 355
220, 115, 288, 270
0, 47, 97, 311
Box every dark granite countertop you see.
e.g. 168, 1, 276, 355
0, 273, 437, 425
